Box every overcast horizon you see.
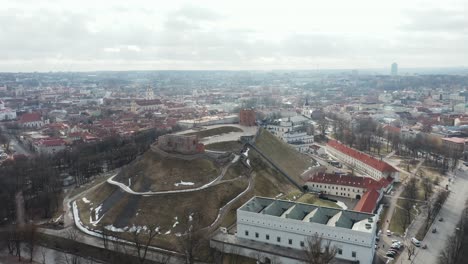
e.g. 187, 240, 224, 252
2, 0, 468, 72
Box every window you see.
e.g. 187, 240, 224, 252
300, 241, 305, 247
277, 237, 281, 242
338, 249, 342, 255
352, 251, 356, 258
266, 234, 270, 240
245, 231, 249, 236
288, 239, 292, 245
255, 232, 259, 238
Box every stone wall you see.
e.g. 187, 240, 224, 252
157, 134, 204, 154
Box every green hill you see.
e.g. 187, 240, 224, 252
254, 128, 311, 184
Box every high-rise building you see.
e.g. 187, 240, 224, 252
391, 62, 398, 76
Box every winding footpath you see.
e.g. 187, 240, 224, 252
107, 159, 236, 195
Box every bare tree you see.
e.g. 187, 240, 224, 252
23, 223, 37, 262
406, 243, 416, 260
303, 234, 337, 264
40, 247, 47, 264
98, 224, 111, 250
130, 224, 160, 264
421, 176, 433, 201
177, 212, 205, 264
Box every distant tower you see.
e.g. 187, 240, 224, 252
391, 63, 398, 76
145, 86, 154, 100
130, 100, 137, 113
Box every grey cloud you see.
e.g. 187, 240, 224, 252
400, 8, 468, 32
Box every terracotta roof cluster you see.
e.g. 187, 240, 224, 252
37, 138, 66, 147
135, 99, 162, 106
308, 173, 391, 190
442, 137, 467, 144
327, 140, 397, 173
353, 189, 381, 213
383, 125, 401, 134
19, 112, 42, 123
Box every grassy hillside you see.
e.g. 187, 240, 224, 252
205, 141, 243, 152
115, 150, 220, 192
254, 128, 310, 184
76, 178, 248, 249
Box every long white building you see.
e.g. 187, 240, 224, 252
327, 140, 399, 182
212, 196, 378, 264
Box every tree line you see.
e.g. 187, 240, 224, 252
0, 128, 170, 226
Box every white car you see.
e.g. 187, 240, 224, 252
386, 230, 392, 236
411, 237, 421, 247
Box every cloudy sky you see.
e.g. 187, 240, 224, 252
1, 0, 467, 71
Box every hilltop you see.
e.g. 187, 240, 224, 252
72, 125, 319, 260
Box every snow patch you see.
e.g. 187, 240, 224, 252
174, 181, 195, 187
231, 154, 240, 163
82, 197, 90, 204
336, 201, 348, 210
242, 148, 250, 157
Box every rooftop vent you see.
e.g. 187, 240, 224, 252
368, 218, 373, 223
365, 223, 372, 229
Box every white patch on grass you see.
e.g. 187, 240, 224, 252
242, 148, 250, 157
82, 197, 90, 204
174, 181, 195, 187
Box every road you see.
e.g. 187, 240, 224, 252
0, 123, 32, 156
403, 166, 468, 264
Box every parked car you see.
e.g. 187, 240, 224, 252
386, 230, 392, 236
432, 228, 437, 233
439, 217, 444, 222
411, 237, 421, 247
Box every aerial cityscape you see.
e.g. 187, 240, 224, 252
1, 1, 468, 264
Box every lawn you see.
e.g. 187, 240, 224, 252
296, 193, 341, 208
185, 126, 243, 138
205, 140, 244, 152
115, 150, 221, 192
388, 199, 422, 235
250, 153, 299, 197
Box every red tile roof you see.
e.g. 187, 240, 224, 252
135, 99, 162, 106
353, 189, 380, 213
308, 173, 392, 190
37, 139, 66, 147
327, 140, 398, 173
383, 125, 401, 134
19, 113, 42, 123
442, 137, 467, 144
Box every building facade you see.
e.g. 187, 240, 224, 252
239, 109, 256, 126
157, 134, 205, 154
0, 101, 16, 120
267, 115, 314, 153
229, 197, 377, 264
327, 140, 399, 182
